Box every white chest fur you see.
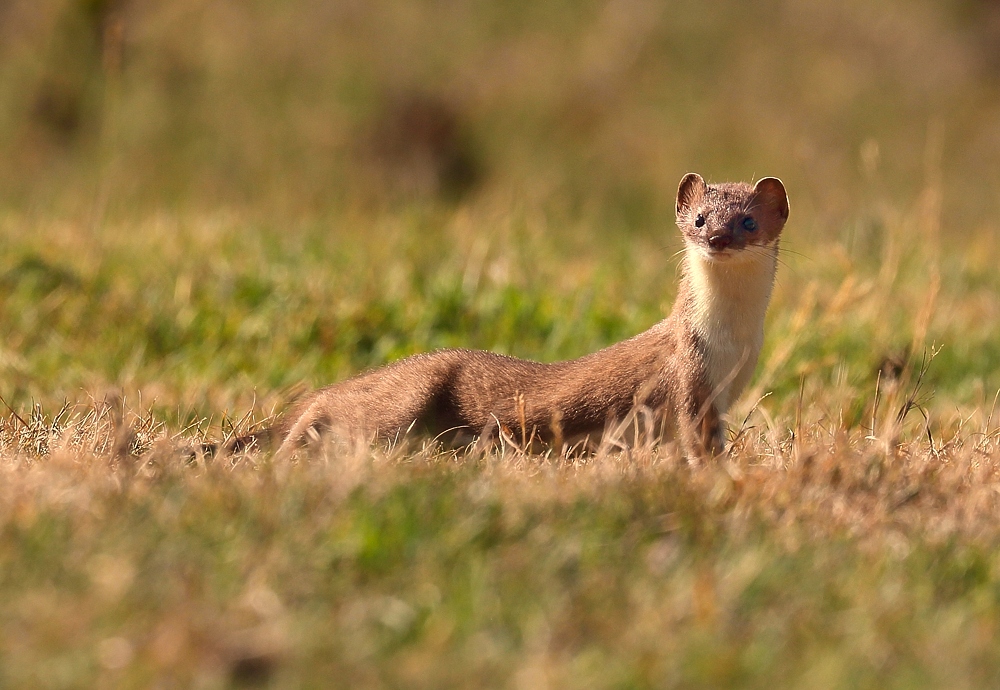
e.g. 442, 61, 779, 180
685, 246, 777, 412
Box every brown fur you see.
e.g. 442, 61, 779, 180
219, 173, 788, 460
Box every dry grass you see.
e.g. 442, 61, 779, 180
2, 399, 1000, 688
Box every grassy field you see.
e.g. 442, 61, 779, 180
3, 0, 1000, 687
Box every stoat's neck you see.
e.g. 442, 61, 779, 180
683, 244, 778, 410
685, 246, 777, 338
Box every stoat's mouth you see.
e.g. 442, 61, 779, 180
692, 241, 776, 265
693, 244, 737, 263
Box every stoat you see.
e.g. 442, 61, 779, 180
220, 173, 788, 460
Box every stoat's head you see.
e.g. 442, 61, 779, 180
674, 173, 789, 264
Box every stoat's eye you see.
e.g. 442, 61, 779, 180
742, 217, 757, 232
694, 214, 706, 228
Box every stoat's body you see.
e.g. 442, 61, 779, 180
224, 173, 789, 460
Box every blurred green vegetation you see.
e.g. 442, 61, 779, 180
2, 0, 1000, 216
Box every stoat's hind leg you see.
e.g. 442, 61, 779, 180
273, 397, 339, 459
273, 354, 464, 456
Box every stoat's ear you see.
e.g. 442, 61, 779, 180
676, 173, 706, 216
753, 177, 789, 221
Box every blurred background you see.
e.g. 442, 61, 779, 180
1, 0, 1000, 426
3, 0, 1000, 218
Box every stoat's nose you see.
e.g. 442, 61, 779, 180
707, 234, 732, 251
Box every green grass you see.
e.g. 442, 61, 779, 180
2, 0, 1000, 687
